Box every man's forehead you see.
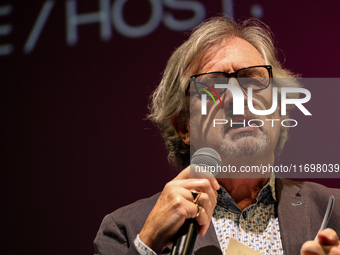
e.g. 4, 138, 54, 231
194, 37, 265, 74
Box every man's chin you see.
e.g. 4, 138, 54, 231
219, 133, 270, 159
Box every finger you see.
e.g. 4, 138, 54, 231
169, 179, 216, 208
174, 165, 220, 190
163, 192, 199, 220
185, 203, 210, 237
170, 178, 215, 195
190, 165, 220, 191
328, 246, 340, 255
176, 186, 215, 220
195, 192, 215, 219
174, 179, 218, 216
318, 229, 340, 246
301, 240, 340, 255
163, 179, 216, 221
329, 246, 340, 255
173, 188, 214, 236
176, 178, 218, 201
173, 165, 192, 180
190, 165, 216, 179
301, 240, 326, 255
195, 207, 210, 236
183, 199, 210, 231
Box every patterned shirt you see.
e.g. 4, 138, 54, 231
134, 177, 284, 255
213, 177, 284, 255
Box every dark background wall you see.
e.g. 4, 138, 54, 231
2, 1, 340, 254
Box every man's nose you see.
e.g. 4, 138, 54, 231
221, 78, 248, 111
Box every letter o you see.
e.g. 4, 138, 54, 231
248, 119, 264, 127
112, 0, 162, 38
281, 119, 298, 127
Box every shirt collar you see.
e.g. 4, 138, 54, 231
216, 173, 276, 214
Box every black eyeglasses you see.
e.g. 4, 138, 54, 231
185, 65, 272, 96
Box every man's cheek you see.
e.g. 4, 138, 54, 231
272, 109, 281, 121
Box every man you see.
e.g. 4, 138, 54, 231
94, 16, 340, 255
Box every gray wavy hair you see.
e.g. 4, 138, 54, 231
148, 16, 300, 168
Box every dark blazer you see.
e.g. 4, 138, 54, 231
94, 178, 340, 255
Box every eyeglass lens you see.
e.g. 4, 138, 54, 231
191, 66, 270, 97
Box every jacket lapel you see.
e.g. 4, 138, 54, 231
276, 178, 312, 255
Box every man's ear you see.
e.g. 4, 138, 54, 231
171, 115, 190, 145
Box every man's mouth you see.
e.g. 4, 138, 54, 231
226, 116, 263, 132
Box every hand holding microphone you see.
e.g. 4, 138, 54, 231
171, 148, 222, 255
139, 148, 221, 255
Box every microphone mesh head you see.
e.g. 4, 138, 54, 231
191, 148, 222, 176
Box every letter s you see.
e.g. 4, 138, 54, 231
163, 0, 206, 31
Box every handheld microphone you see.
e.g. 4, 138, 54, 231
170, 148, 221, 255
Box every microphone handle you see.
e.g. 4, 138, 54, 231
170, 218, 200, 255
